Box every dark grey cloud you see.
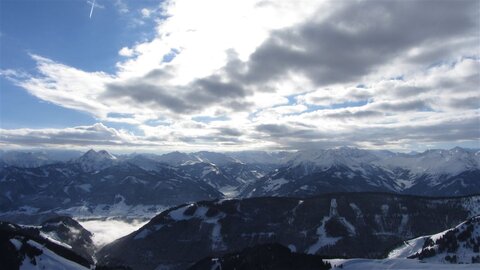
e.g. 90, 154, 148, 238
105, 82, 195, 114
217, 127, 243, 137
347, 90, 373, 101
178, 135, 243, 144
446, 97, 480, 110
355, 116, 480, 143
256, 124, 291, 135
254, 123, 354, 150
390, 86, 429, 98
310, 100, 432, 121
373, 100, 431, 112
324, 110, 383, 120
253, 114, 479, 150
143, 68, 174, 81
434, 72, 480, 93
192, 76, 249, 100
103, 77, 251, 114
255, 123, 326, 139
236, 0, 479, 86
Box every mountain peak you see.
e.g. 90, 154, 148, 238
451, 146, 468, 153
291, 147, 379, 169
74, 149, 117, 172
156, 151, 199, 165
84, 149, 96, 155
81, 149, 116, 160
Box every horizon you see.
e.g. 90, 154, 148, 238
1, 0, 479, 152
1, 145, 479, 156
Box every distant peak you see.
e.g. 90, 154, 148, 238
451, 146, 466, 152
80, 149, 116, 160
84, 149, 97, 155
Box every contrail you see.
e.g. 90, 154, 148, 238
89, 0, 95, 19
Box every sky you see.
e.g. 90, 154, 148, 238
0, 0, 479, 153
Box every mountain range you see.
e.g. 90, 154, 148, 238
1, 147, 479, 218
96, 192, 480, 269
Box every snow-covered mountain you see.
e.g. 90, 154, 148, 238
227, 151, 294, 165
389, 215, 480, 264
0, 150, 82, 168
154, 151, 199, 166
382, 147, 480, 176
72, 149, 118, 172
0, 156, 223, 215
241, 147, 480, 197
120, 151, 271, 197
192, 151, 240, 166
1, 147, 479, 219
96, 193, 480, 270
285, 147, 479, 176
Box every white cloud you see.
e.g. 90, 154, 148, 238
140, 8, 152, 18
4, 55, 114, 119
118, 46, 134, 57
79, 219, 147, 247
114, 0, 129, 14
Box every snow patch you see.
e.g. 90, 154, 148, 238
329, 258, 480, 270
20, 240, 89, 269
40, 232, 72, 249
388, 236, 430, 259
329, 199, 338, 217
133, 228, 151, 240
168, 204, 227, 251
262, 178, 288, 192
10, 238, 22, 250
76, 184, 92, 192
307, 216, 341, 254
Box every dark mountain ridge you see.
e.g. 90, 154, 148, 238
96, 192, 480, 270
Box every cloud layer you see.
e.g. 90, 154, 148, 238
2, 0, 479, 151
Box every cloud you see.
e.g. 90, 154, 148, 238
3, 55, 114, 119
140, 8, 152, 18
323, 109, 383, 120
1, 0, 479, 151
118, 47, 134, 57
252, 111, 480, 150
372, 100, 431, 112
102, 75, 252, 115
0, 123, 143, 148
79, 219, 147, 248
233, 0, 478, 87
114, 0, 129, 14
216, 127, 243, 137
297, 86, 372, 107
